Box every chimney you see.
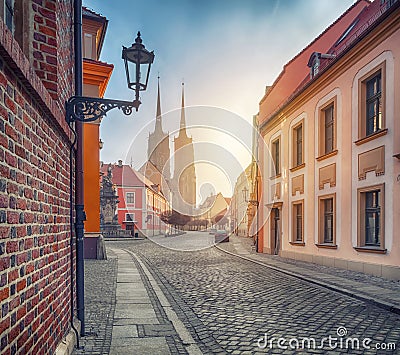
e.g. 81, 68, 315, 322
118, 160, 123, 167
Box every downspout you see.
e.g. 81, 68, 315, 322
74, 0, 85, 337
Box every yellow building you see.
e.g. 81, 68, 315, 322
257, 0, 400, 279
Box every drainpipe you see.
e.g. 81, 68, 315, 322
74, 0, 85, 337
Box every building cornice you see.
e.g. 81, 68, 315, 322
83, 59, 114, 97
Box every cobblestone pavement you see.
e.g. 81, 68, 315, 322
222, 235, 400, 293
108, 239, 400, 355
72, 256, 118, 354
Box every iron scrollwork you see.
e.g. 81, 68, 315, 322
66, 96, 141, 124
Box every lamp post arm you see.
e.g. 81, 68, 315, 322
66, 96, 141, 124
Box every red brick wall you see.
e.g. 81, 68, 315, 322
0, 1, 75, 354
32, 0, 74, 105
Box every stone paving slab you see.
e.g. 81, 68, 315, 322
110, 337, 170, 355
111, 325, 138, 338
114, 305, 158, 319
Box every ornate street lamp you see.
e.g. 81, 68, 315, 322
122, 32, 155, 110
66, 32, 154, 123
66, 8, 154, 339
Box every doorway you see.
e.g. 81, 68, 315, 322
270, 208, 281, 255
126, 223, 135, 237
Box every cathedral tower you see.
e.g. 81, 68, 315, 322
173, 83, 196, 213
147, 77, 170, 179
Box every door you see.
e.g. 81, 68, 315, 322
270, 208, 280, 255
126, 223, 135, 236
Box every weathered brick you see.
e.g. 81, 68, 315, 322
39, 44, 56, 56
39, 25, 56, 38
7, 211, 19, 224
38, 6, 56, 21
33, 32, 46, 43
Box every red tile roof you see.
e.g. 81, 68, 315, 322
258, 0, 370, 124
101, 163, 153, 187
260, 0, 399, 127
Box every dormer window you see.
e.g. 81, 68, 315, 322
308, 52, 321, 79
307, 52, 336, 79
311, 58, 319, 78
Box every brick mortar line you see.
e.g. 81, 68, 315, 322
130, 249, 227, 355
215, 245, 400, 315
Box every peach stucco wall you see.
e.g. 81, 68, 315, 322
258, 19, 400, 272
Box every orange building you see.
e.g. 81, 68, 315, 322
257, 0, 400, 279
82, 7, 113, 258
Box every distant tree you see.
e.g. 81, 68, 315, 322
160, 210, 191, 231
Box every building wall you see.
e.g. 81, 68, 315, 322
232, 168, 251, 237
0, 1, 75, 353
259, 7, 400, 279
117, 186, 144, 231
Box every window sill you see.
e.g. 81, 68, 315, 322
316, 243, 337, 249
354, 246, 387, 254
289, 241, 305, 246
269, 173, 281, 180
316, 150, 338, 162
290, 163, 305, 173
354, 129, 388, 146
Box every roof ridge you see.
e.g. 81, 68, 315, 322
260, 0, 370, 105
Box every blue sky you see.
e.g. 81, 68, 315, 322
82, 0, 356, 197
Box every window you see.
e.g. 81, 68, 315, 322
4, 0, 13, 31
83, 33, 94, 59
358, 64, 386, 142
335, 19, 358, 46
292, 123, 303, 168
271, 138, 280, 176
365, 73, 382, 136
323, 199, 334, 243
357, 184, 385, 251
324, 105, 334, 154
126, 192, 135, 205
318, 195, 335, 246
318, 98, 337, 158
1, 1, 30, 56
365, 191, 381, 246
125, 213, 135, 222
292, 201, 303, 243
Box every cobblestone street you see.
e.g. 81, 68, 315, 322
102, 238, 399, 354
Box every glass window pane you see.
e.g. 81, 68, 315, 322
365, 191, 380, 246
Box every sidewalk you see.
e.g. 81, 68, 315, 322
216, 235, 400, 315
74, 247, 201, 355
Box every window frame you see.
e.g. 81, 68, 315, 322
357, 62, 386, 142
271, 137, 281, 177
317, 194, 336, 247
124, 213, 135, 222
1, 0, 30, 55
291, 200, 304, 244
292, 121, 304, 169
317, 97, 337, 159
126, 192, 135, 205
356, 184, 385, 252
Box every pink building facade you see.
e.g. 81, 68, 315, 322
101, 162, 167, 236
257, 0, 400, 280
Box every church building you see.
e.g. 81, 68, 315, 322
141, 80, 197, 215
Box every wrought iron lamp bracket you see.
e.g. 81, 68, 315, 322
66, 96, 141, 124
